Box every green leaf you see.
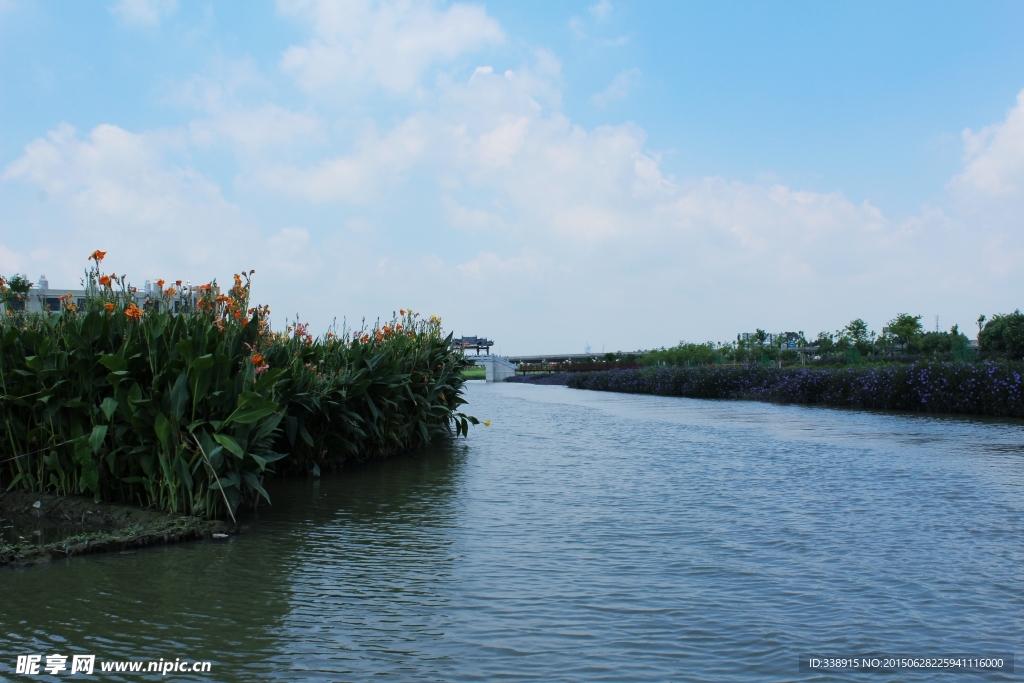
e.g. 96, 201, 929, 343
175, 338, 195, 364
253, 411, 284, 446
242, 470, 271, 503
74, 437, 100, 494
192, 353, 216, 372
89, 425, 108, 455
99, 354, 128, 372
214, 433, 244, 459
223, 391, 278, 426
170, 371, 189, 422
140, 452, 156, 477
100, 397, 119, 422
154, 412, 172, 452
1, 327, 20, 349
253, 367, 287, 393
299, 421, 314, 447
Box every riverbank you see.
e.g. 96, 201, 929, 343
562, 362, 1024, 418
0, 491, 231, 568
504, 373, 571, 385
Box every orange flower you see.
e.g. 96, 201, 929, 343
124, 303, 143, 320
156, 279, 165, 289
251, 354, 264, 365
400, 309, 406, 316
89, 250, 106, 262
199, 283, 212, 291
104, 303, 115, 313
98, 275, 111, 287
175, 280, 182, 286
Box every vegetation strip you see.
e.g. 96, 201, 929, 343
566, 362, 1024, 418
1, 252, 476, 522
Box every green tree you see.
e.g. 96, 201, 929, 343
979, 310, 1024, 358
814, 331, 835, 357
887, 313, 922, 349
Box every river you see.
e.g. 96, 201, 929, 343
2, 382, 1023, 681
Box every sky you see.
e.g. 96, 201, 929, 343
2, 0, 1024, 355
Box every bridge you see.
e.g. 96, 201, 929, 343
465, 355, 517, 382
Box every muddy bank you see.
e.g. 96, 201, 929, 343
0, 491, 233, 568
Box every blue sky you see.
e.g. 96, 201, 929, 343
2, 1, 1024, 353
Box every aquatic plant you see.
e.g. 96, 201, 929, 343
0, 254, 474, 519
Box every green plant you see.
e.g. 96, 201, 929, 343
0, 254, 475, 520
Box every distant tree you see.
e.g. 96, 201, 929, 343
841, 319, 871, 355
0, 273, 32, 307
887, 314, 923, 348
844, 318, 868, 343
979, 311, 1024, 358
815, 331, 835, 356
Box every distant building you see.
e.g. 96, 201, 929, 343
737, 331, 804, 348
454, 335, 494, 355
0, 274, 209, 315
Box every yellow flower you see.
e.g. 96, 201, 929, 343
484, 420, 491, 427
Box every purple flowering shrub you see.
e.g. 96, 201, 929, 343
567, 362, 1024, 418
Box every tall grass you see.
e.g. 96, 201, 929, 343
568, 363, 1024, 418
0, 254, 474, 519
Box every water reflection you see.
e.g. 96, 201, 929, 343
0, 444, 465, 682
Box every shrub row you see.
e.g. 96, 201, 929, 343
567, 362, 1024, 418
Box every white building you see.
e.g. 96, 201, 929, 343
1, 275, 202, 315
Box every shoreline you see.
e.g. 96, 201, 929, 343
0, 491, 233, 569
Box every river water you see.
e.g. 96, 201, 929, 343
3, 382, 1024, 681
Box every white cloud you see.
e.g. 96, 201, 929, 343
457, 251, 542, 279
250, 116, 426, 202
951, 88, 1024, 196
589, 0, 612, 21
277, 0, 504, 93
441, 196, 504, 233
1, 123, 251, 281
110, 0, 177, 27
478, 117, 531, 168
591, 68, 641, 108
189, 104, 322, 150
